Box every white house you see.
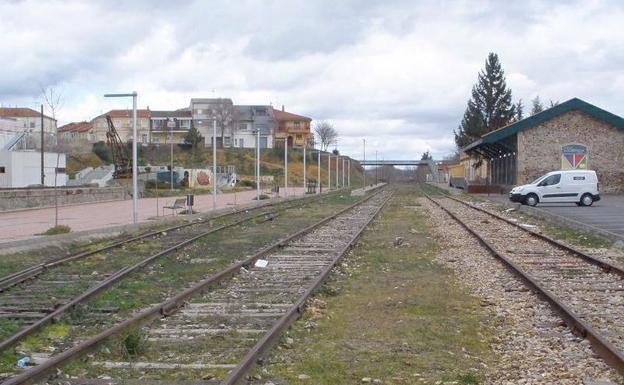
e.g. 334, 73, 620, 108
0, 107, 57, 134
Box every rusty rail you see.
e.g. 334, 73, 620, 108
222, 190, 394, 384
0, 189, 341, 293
1, 189, 383, 385
0, 211, 279, 352
425, 194, 624, 376
444, 194, 624, 278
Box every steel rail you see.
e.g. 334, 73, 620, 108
1, 189, 384, 385
0, 211, 278, 352
444, 194, 624, 278
0, 190, 342, 292
425, 194, 624, 376
222, 190, 394, 384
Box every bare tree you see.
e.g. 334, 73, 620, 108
40, 85, 64, 121
313, 121, 338, 151
210, 99, 234, 148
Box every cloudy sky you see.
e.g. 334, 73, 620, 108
1, 0, 623, 160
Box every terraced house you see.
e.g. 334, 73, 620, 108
273, 106, 312, 148
91, 109, 151, 143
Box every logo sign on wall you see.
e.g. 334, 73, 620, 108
561, 144, 588, 170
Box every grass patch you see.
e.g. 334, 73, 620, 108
37, 225, 71, 236
255, 184, 492, 384
541, 224, 612, 249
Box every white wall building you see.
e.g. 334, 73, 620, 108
0, 150, 67, 188
0, 108, 57, 134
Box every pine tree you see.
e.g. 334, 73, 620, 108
531, 96, 544, 115
454, 52, 515, 148
516, 99, 524, 121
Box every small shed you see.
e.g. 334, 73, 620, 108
0, 150, 67, 188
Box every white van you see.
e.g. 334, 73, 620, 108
509, 170, 600, 206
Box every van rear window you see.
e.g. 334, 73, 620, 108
573, 176, 585, 180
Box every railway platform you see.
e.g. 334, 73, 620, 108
0, 188, 307, 246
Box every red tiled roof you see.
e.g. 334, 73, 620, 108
0, 107, 56, 121
97, 109, 151, 119
58, 121, 93, 133
273, 109, 312, 122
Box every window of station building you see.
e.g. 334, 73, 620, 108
0, 166, 5, 173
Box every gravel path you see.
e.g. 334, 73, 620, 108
420, 197, 623, 385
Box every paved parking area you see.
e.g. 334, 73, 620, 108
483, 193, 624, 241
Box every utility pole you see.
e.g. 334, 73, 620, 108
40, 104, 44, 185
317, 149, 321, 194
303, 143, 306, 194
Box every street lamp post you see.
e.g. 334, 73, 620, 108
255, 129, 260, 201
327, 154, 331, 190
167, 118, 175, 191
104, 91, 138, 224
362, 139, 366, 188
335, 154, 338, 188
375, 150, 378, 185
342, 157, 345, 188
212, 118, 217, 210
284, 138, 288, 197
317, 149, 321, 194
348, 159, 351, 187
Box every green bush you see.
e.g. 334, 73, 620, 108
92, 142, 112, 163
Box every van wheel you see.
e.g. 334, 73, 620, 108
580, 193, 594, 206
525, 194, 539, 206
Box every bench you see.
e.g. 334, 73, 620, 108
163, 198, 186, 216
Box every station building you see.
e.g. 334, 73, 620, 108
462, 98, 624, 193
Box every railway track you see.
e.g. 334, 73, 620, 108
0, 191, 344, 352
1, 188, 391, 385
425, 193, 624, 376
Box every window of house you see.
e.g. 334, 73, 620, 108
239, 138, 244, 148
296, 134, 303, 139
142, 134, 148, 144
224, 136, 231, 146
0, 166, 5, 173
56, 167, 66, 173
196, 109, 203, 114
239, 123, 247, 130
179, 120, 191, 129
30, 122, 35, 128
294, 121, 301, 129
